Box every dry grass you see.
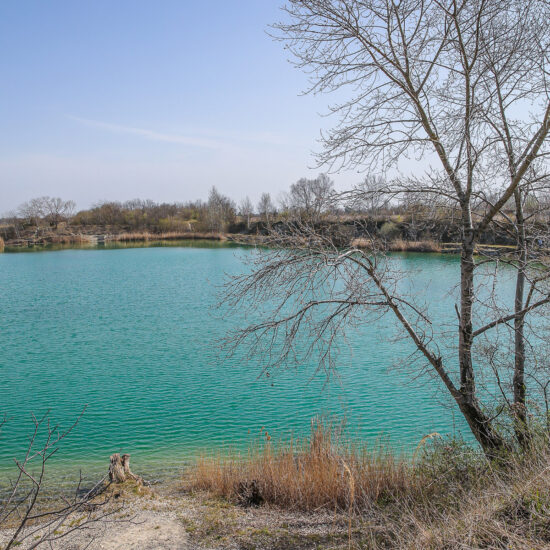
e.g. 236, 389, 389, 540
350, 237, 374, 248
0, 236, 4, 252
350, 237, 442, 252
110, 231, 226, 242
183, 421, 550, 549
391, 445, 550, 549
185, 420, 410, 512
387, 238, 442, 253
48, 234, 89, 244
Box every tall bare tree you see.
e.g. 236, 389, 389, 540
239, 196, 254, 230
18, 197, 75, 230
207, 187, 236, 233
224, 0, 550, 456
288, 174, 335, 222
258, 193, 275, 228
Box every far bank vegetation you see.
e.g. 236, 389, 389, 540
3, 173, 550, 252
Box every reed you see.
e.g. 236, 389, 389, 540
110, 231, 226, 242
48, 234, 88, 244
184, 421, 550, 548
184, 419, 410, 511
0, 236, 4, 252
350, 237, 442, 253
388, 239, 442, 253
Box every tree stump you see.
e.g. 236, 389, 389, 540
109, 453, 143, 485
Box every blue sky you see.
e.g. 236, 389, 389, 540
0, 1, 360, 212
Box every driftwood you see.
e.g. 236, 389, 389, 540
108, 453, 143, 484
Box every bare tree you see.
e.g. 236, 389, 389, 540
17, 197, 75, 230
207, 187, 236, 233
18, 199, 45, 230
1, 212, 22, 240
224, 0, 550, 456
0, 410, 117, 549
288, 174, 335, 222
350, 175, 388, 215
239, 196, 254, 230
43, 197, 76, 229
257, 193, 275, 228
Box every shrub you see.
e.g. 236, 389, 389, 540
379, 221, 400, 240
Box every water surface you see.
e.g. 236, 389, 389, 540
0, 243, 499, 484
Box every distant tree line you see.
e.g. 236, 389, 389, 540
2, 175, 338, 235
4, 173, 550, 240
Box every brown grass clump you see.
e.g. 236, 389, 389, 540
0, 236, 4, 252
111, 231, 226, 242
351, 238, 442, 253
388, 239, 442, 253
48, 234, 89, 244
184, 419, 410, 512
184, 422, 550, 549
350, 237, 373, 249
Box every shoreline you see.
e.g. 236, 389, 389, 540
0, 230, 522, 257
3, 433, 550, 549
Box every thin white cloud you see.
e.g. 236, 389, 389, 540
68, 116, 224, 149
68, 115, 291, 149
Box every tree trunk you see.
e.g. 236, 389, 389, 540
459, 220, 507, 455
456, 397, 507, 455
459, 225, 476, 400
513, 189, 529, 448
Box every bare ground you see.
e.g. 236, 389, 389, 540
0, 483, 355, 550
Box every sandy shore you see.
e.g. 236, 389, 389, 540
0, 482, 350, 550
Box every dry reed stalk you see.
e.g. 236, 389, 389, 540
0, 236, 4, 252
110, 231, 226, 242
351, 238, 442, 253
49, 234, 88, 244
186, 424, 550, 548
388, 239, 442, 253
185, 419, 409, 512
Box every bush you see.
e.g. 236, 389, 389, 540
379, 221, 400, 240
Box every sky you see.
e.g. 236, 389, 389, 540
0, 0, 362, 213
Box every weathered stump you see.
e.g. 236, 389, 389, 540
109, 453, 143, 484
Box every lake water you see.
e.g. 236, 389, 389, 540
0, 242, 507, 485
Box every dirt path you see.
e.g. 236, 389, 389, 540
0, 485, 349, 550
59, 508, 188, 550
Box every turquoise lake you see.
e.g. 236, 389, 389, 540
0, 243, 506, 485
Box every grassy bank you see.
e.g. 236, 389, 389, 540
182, 420, 550, 549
